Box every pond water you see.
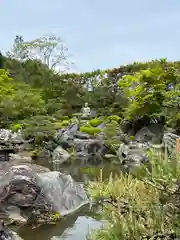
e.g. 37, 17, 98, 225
16, 159, 121, 240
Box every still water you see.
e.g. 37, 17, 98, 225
16, 160, 120, 240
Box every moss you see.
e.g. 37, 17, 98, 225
80, 126, 102, 135
59, 116, 69, 120
10, 123, 22, 132
107, 115, 122, 123
130, 135, 135, 141
72, 113, 82, 117
53, 120, 70, 129
89, 118, 103, 127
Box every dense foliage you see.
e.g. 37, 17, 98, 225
1, 35, 180, 140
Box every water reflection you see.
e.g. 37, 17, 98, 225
19, 206, 103, 240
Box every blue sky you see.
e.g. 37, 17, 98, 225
1, 0, 180, 73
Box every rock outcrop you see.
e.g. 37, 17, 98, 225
0, 164, 89, 224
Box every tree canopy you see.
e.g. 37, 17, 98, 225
1, 35, 180, 137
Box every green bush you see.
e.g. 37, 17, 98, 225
80, 126, 102, 135
53, 120, 70, 130
72, 113, 82, 117
10, 123, 22, 132
130, 135, 135, 141
107, 115, 122, 123
89, 118, 103, 127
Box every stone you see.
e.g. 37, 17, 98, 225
0, 165, 89, 219
52, 146, 71, 165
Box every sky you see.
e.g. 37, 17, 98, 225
1, 0, 180, 73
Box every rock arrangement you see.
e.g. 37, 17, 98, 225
46, 123, 110, 166
44, 121, 180, 173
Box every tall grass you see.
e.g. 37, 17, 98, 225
87, 147, 180, 239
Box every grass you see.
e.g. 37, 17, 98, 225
86, 149, 180, 240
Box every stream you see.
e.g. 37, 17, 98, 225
15, 159, 121, 240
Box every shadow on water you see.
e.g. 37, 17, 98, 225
18, 158, 121, 240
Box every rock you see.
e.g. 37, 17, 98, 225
37, 171, 89, 216
162, 132, 180, 156
0, 165, 89, 221
5, 206, 27, 224
72, 138, 108, 163
0, 220, 23, 240
0, 129, 32, 156
74, 132, 91, 139
0, 162, 49, 177
46, 123, 110, 165
97, 123, 106, 129
117, 142, 150, 172
0, 129, 24, 144
9, 153, 32, 163
52, 146, 71, 164
134, 126, 156, 143
11, 231, 24, 240
54, 123, 79, 149
134, 124, 163, 144
104, 154, 117, 160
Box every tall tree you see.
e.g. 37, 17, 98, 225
6, 35, 29, 61
24, 34, 71, 72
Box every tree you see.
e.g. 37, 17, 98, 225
6, 35, 29, 61
23, 34, 71, 72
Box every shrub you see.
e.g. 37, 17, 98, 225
53, 120, 70, 130
10, 123, 22, 132
107, 115, 122, 123
89, 118, 103, 127
80, 126, 102, 135
129, 135, 135, 141
22, 115, 56, 145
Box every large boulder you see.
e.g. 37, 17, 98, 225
0, 165, 89, 222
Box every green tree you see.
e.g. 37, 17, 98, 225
23, 34, 72, 72
6, 35, 29, 61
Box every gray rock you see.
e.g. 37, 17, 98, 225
0, 220, 24, 240
47, 123, 109, 164
5, 205, 27, 224
134, 126, 156, 143
134, 125, 163, 144
52, 146, 71, 164
117, 142, 150, 172
0, 129, 24, 144
9, 154, 32, 163
0, 165, 89, 220
74, 132, 91, 139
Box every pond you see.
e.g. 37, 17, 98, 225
16, 159, 121, 240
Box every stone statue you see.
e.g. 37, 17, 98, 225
82, 102, 91, 118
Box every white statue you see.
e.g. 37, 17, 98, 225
82, 102, 91, 118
